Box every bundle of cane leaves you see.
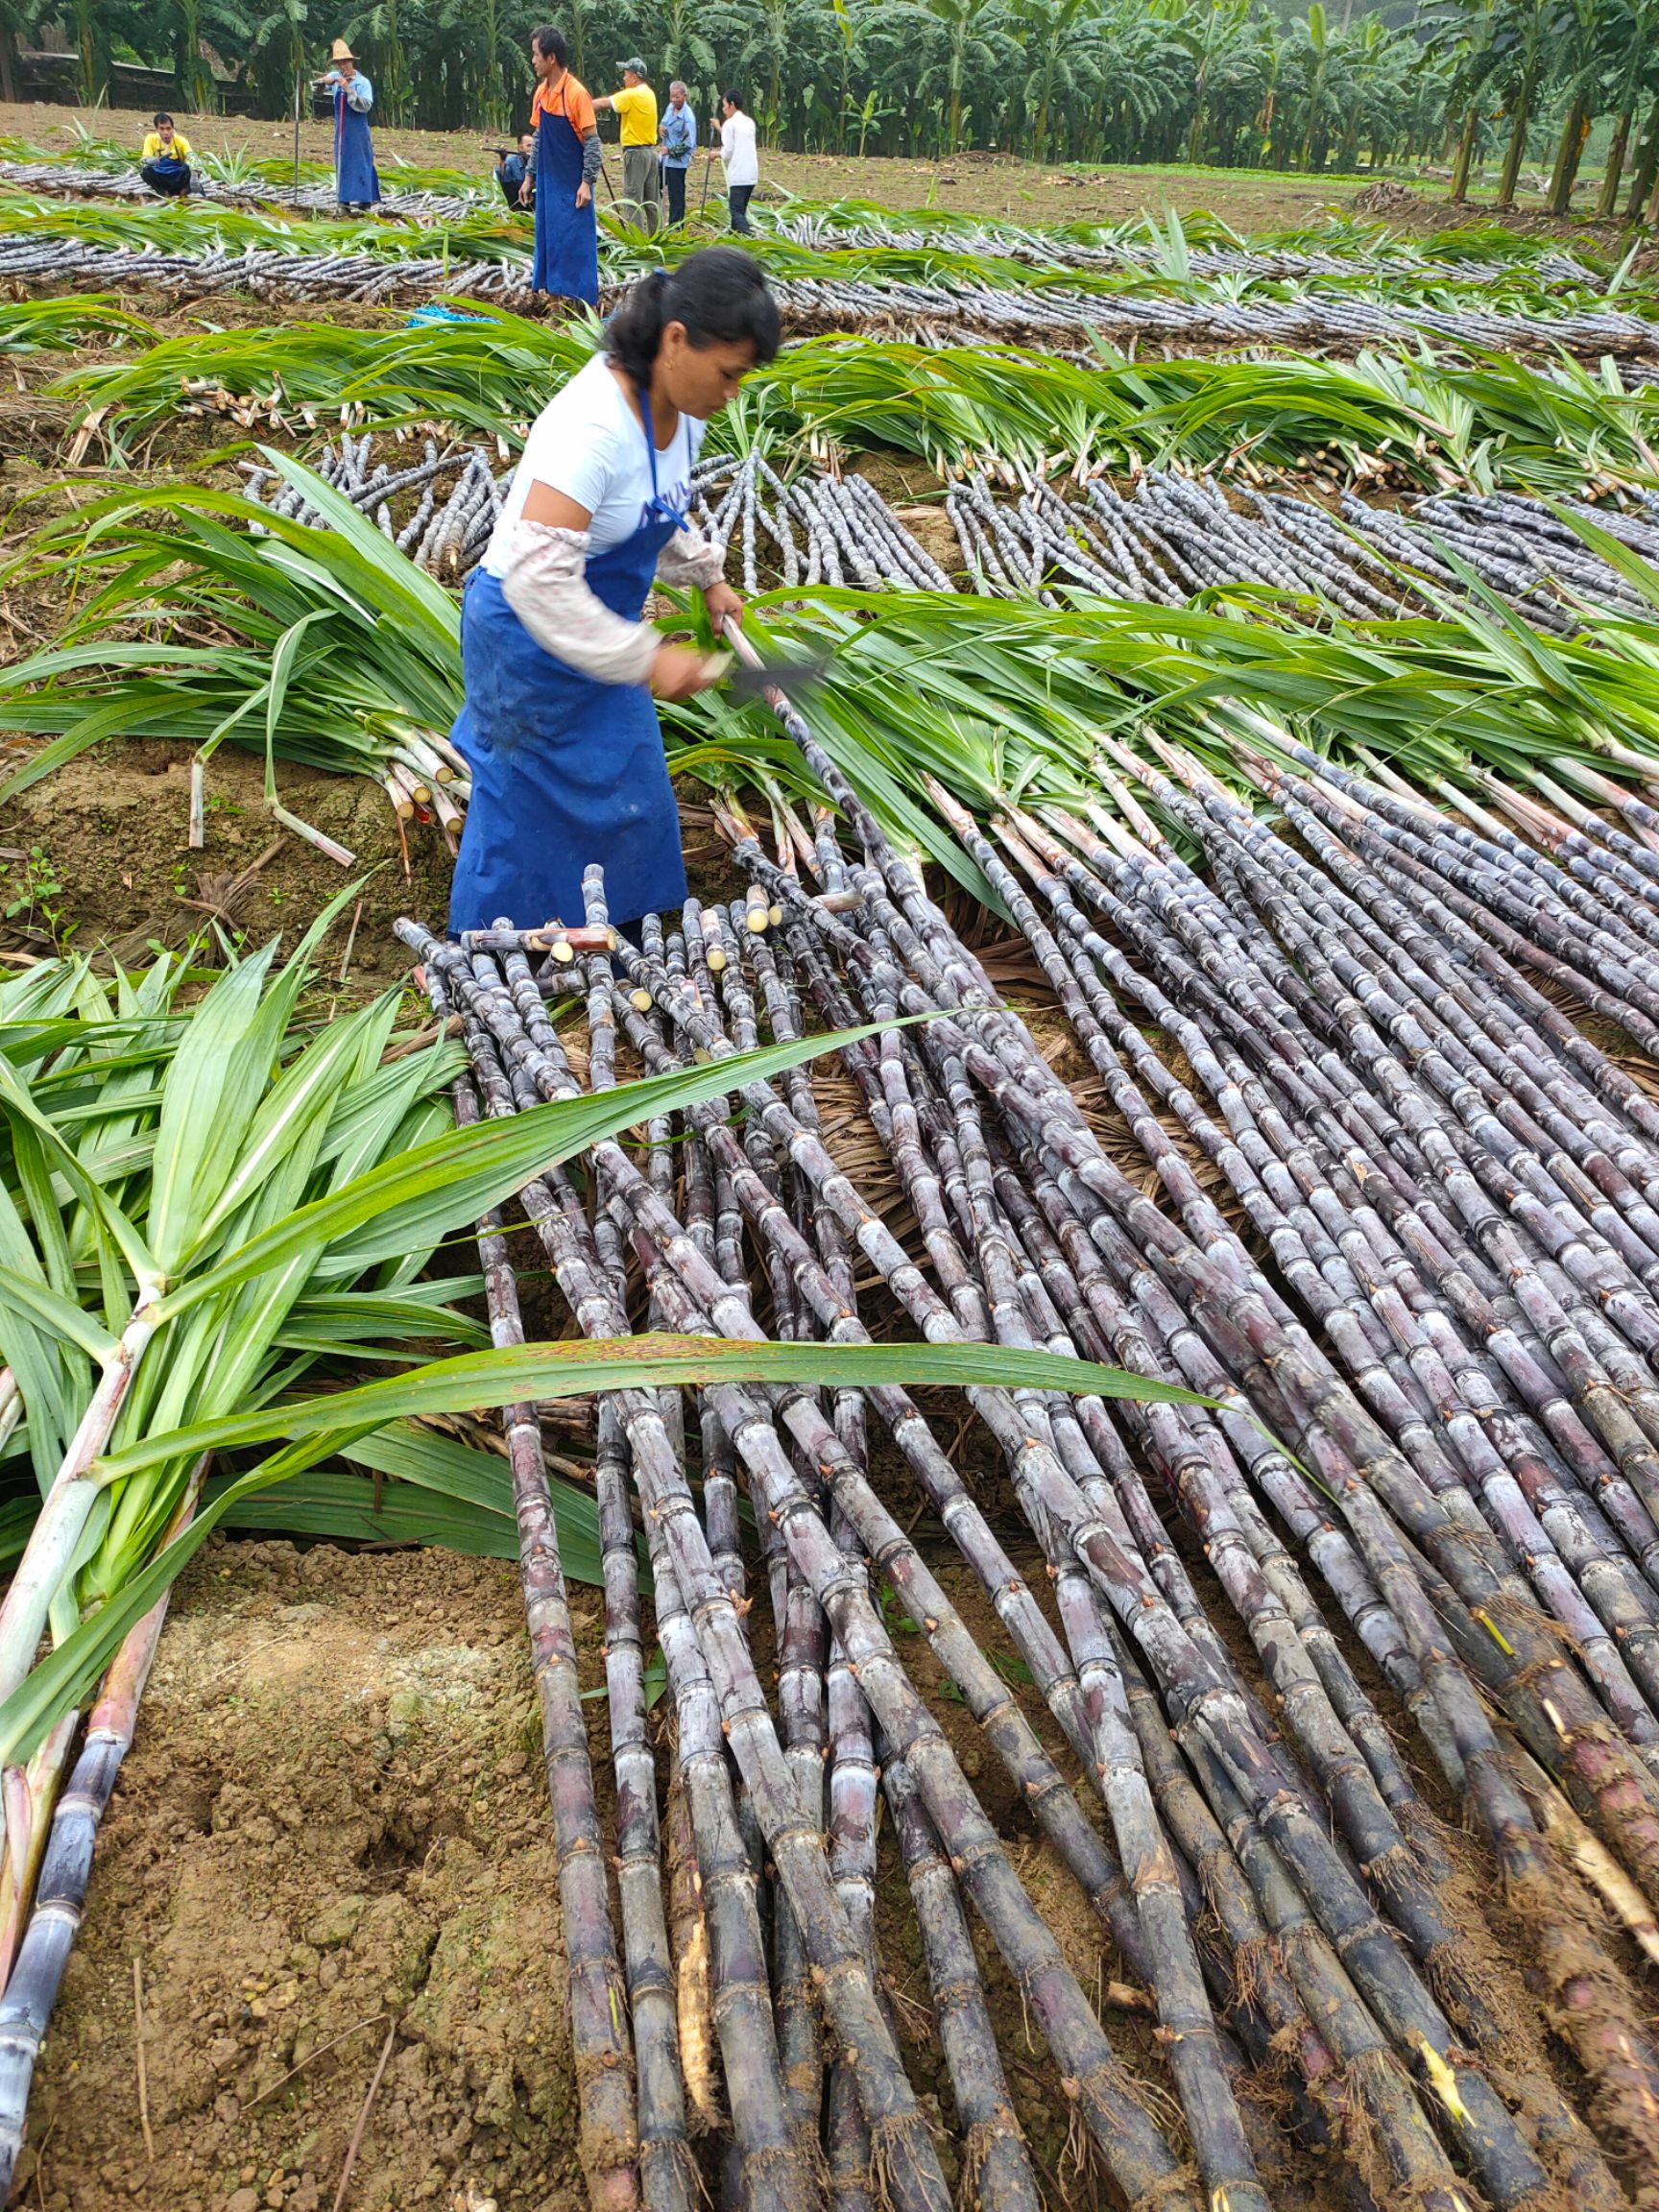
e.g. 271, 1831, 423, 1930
0, 192, 530, 266
56, 305, 597, 460
0, 296, 155, 356
0, 452, 463, 819
673, 566, 1659, 865
52, 304, 1659, 493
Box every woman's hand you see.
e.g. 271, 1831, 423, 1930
576, 180, 592, 209
702, 582, 743, 634
649, 643, 719, 702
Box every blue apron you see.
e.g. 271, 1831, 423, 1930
446, 391, 690, 934
333, 85, 380, 206
532, 86, 599, 305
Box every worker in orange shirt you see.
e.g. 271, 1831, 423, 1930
522, 23, 604, 304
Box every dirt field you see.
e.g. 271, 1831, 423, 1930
0, 96, 1585, 231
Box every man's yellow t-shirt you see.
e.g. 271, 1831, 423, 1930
612, 84, 659, 148
141, 131, 193, 162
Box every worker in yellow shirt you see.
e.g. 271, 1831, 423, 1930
139, 112, 194, 197
594, 60, 661, 234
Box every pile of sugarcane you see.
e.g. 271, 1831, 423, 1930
691, 452, 953, 592
242, 432, 514, 578
394, 638, 1659, 2208
235, 441, 947, 592
944, 465, 1657, 627
227, 432, 1659, 618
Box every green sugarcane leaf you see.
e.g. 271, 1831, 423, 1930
331, 1423, 629, 1585
183, 992, 396, 1263
0, 1264, 120, 1363
262, 609, 329, 804
0, 1497, 39, 1570
148, 1022, 902, 1320
260, 449, 463, 638
95, 1332, 1214, 1480
0, 1055, 156, 1287
145, 942, 282, 1274
208, 1469, 538, 1565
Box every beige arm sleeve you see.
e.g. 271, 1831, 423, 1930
655, 517, 727, 592
498, 520, 659, 686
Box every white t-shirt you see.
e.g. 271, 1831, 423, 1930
483, 350, 707, 573
720, 111, 758, 188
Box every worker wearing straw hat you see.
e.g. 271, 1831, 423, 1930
523, 24, 604, 306
595, 59, 661, 234
317, 37, 380, 212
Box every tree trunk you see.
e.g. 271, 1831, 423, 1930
1450, 105, 1478, 201
0, 27, 14, 108
1497, 94, 1530, 207
1598, 108, 1632, 218
1625, 95, 1659, 219
1547, 98, 1587, 215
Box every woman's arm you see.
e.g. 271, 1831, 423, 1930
501, 484, 711, 697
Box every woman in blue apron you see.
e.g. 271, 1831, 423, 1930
321, 39, 379, 212
446, 251, 781, 937
522, 24, 601, 306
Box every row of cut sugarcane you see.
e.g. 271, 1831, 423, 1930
695, 449, 1657, 627
1, 161, 1626, 308
242, 431, 513, 580
228, 429, 1659, 623
240, 427, 1659, 622
943, 466, 1659, 630
397, 676, 1659, 2208
0, 156, 485, 225
766, 202, 1622, 298
11, 218, 1659, 361
11, 169, 1648, 345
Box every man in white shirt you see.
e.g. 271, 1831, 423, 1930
718, 90, 757, 234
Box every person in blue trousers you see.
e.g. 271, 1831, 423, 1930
659, 82, 696, 228
445, 252, 781, 938
320, 38, 379, 213
521, 24, 603, 305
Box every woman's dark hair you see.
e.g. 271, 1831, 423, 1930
721, 89, 745, 110
531, 24, 568, 64
604, 249, 780, 384
153, 110, 174, 127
